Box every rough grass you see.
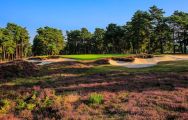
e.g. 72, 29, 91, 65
87, 60, 188, 74
0, 59, 188, 119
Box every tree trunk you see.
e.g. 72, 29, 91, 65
160, 39, 163, 54
183, 30, 186, 54
180, 43, 183, 54
173, 30, 175, 54
16, 44, 18, 59
3, 46, 6, 61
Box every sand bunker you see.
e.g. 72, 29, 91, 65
109, 55, 188, 68
27, 55, 188, 68
27, 58, 76, 65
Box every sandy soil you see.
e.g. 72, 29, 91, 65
27, 55, 188, 68
43, 58, 76, 62
109, 55, 188, 68
27, 58, 76, 65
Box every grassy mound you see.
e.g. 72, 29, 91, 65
110, 54, 153, 63
93, 58, 110, 65
92, 54, 153, 65
111, 57, 135, 62
0, 60, 39, 79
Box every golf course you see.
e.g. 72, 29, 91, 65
1, 54, 188, 119
1, 0, 188, 120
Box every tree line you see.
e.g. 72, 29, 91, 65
1, 5, 188, 61
0, 23, 31, 61
64, 6, 188, 54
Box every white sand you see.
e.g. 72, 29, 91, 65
109, 55, 188, 68
27, 58, 76, 65
27, 55, 188, 67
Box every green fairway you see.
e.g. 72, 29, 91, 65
62, 54, 131, 60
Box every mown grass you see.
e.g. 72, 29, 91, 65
31, 54, 133, 60
62, 54, 132, 60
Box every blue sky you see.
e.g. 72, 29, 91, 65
0, 0, 188, 42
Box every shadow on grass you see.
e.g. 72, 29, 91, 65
1, 71, 188, 95
1, 60, 188, 95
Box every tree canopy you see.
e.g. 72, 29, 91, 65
64, 6, 188, 55
0, 23, 30, 61
32, 27, 64, 56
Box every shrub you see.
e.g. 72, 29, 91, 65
0, 99, 12, 113
94, 59, 110, 65
26, 103, 36, 110
41, 97, 53, 108
0, 60, 39, 79
47, 55, 61, 59
0, 114, 20, 120
16, 99, 27, 110
19, 109, 33, 120
112, 57, 135, 62
16, 87, 55, 111
88, 93, 103, 104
